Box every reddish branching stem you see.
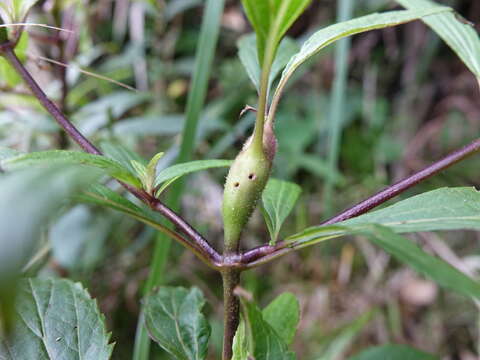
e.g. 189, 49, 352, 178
2, 42, 480, 271
0, 45, 222, 268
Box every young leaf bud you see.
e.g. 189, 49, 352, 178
222, 121, 277, 253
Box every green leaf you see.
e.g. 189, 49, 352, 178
0, 278, 114, 359
348, 344, 438, 360
288, 187, 480, 248
238, 34, 300, 93
285, 188, 480, 301
237, 295, 296, 360
3, 150, 141, 188
154, 159, 232, 189
262, 293, 300, 345
365, 225, 480, 300
76, 184, 162, 228
261, 179, 301, 244
396, 0, 480, 79
241, 0, 310, 64
0, 166, 100, 278
270, 7, 451, 116
143, 286, 211, 360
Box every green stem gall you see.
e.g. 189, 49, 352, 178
222, 122, 276, 253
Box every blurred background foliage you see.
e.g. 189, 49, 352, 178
1, 0, 480, 358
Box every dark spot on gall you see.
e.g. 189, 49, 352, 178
248, 173, 256, 180
234, 182, 240, 187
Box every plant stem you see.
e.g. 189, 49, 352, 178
222, 269, 241, 360
0, 44, 222, 267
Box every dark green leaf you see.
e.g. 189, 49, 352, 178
262, 293, 300, 345
3, 150, 141, 188
261, 179, 301, 244
348, 344, 438, 360
396, 0, 480, 79
0, 278, 114, 359
144, 287, 211, 360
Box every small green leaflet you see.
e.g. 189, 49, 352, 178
144, 287, 211, 360
261, 178, 301, 244
269, 7, 451, 120
154, 159, 232, 196
237, 34, 300, 93
2, 150, 142, 188
396, 0, 480, 79
348, 344, 438, 360
241, 0, 311, 64
234, 293, 297, 360
0, 278, 114, 360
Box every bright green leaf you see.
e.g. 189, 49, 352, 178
238, 294, 297, 360
241, 0, 310, 64
2, 150, 142, 188
348, 344, 438, 360
396, 0, 480, 79
262, 293, 300, 345
144, 287, 211, 360
154, 159, 232, 188
270, 7, 451, 118
261, 179, 301, 244
0, 278, 114, 359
